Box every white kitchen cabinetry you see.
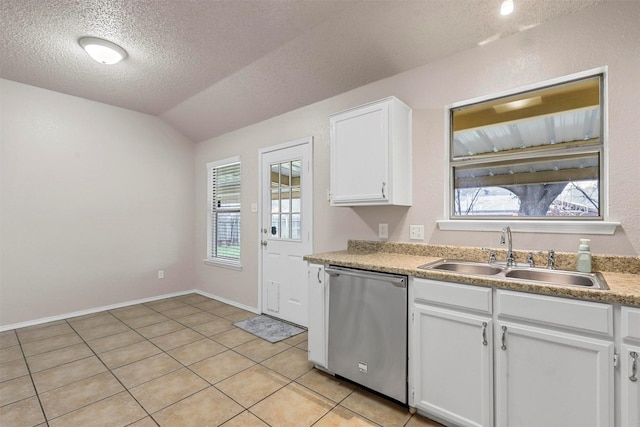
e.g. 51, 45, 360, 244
410, 278, 494, 427
329, 96, 412, 206
621, 306, 640, 426
495, 290, 614, 427
307, 263, 327, 368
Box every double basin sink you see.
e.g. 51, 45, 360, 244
418, 259, 609, 290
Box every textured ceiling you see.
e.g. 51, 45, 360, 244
0, 0, 609, 142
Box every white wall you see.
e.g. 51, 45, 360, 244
194, 2, 640, 310
2, 3, 637, 325
0, 80, 195, 326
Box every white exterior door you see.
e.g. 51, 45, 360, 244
259, 138, 312, 327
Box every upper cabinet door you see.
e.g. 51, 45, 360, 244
330, 97, 412, 206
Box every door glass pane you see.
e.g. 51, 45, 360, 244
280, 214, 290, 239
280, 162, 290, 186
291, 187, 301, 212
269, 159, 302, 240
281, 187, 291, 213
271, 189, 279, 213
291, 214, 301, 239
271, 214, 279, 237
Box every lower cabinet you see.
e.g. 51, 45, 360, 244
412, 305, 493, 427
621, 343, 640, 426
410, 278, 493, 427
494, 321, 614, 427
494, 289, 614, 427
410, 279, 615, 427
307, 263, 327, 368
621, 306, 640, 426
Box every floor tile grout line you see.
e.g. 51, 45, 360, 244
13, 323, 77, 346
4, 295, 422, 427
9, 304, 270, 424
123, 308, 313, 422
12, 328, 52, 426
54, 318, 159, 426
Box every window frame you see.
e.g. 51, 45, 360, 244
438, 67, 619, 235
205, 156, 242, 270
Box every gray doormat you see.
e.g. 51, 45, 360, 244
233, 315, 305, 343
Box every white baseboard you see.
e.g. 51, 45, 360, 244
0, 289, 259, 332
194, 289, 260, 314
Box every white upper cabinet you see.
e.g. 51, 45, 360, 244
329, 97, 412, 206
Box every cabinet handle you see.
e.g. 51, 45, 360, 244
481, 322, 488, 346
317, 268, 322, 283
631, 351, 638, 382
381, 182, 386, 198
501, 326, 507, 350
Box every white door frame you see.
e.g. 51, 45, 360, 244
257, 136, 313, 320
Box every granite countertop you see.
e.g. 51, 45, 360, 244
304, 241, 640, 307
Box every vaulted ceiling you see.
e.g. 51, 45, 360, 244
0, 0, 609, 142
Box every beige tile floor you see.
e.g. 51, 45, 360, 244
0, 293, 444, 427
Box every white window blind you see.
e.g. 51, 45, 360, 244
207, 158, 241, 265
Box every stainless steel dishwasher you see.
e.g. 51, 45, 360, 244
326, 266, 408, 404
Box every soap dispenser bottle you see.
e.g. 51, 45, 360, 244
577, 239, 592, 273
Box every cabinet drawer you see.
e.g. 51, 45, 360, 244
622, 306, 640, 342
497, 290, 613, 337
412, 278, 492, 314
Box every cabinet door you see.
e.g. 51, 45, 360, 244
307, 264, 327, 368
411, 305, 493, 427
495, 322, 614, 427
330, 101, 389, 205
621, 344, 640, 427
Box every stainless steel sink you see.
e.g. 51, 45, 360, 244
504, 268, 608, 290
419, 259, 609, 290
418, 260, 504, 276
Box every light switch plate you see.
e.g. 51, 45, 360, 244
378, 223, 389, 239
409, 225, 424, 240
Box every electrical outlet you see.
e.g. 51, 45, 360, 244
158, 270, 164, 279
378, 223, 389, 239
409, 225, 424, 240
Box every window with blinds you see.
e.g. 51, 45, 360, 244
207, 157, 241, 266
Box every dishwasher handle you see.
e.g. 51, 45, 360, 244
325, 267, 406, 288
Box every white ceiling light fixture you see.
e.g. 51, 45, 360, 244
78, 37, 127, 65
500, 0, 514, 15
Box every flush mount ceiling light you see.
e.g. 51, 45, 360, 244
500, 0, 514, 15
78, 37, 127, 65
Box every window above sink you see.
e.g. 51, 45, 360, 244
439, 67, 619, 235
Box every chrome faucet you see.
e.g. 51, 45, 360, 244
547, 249, 555, 270
526, 252, 535, 267
500, 226, 515, 267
